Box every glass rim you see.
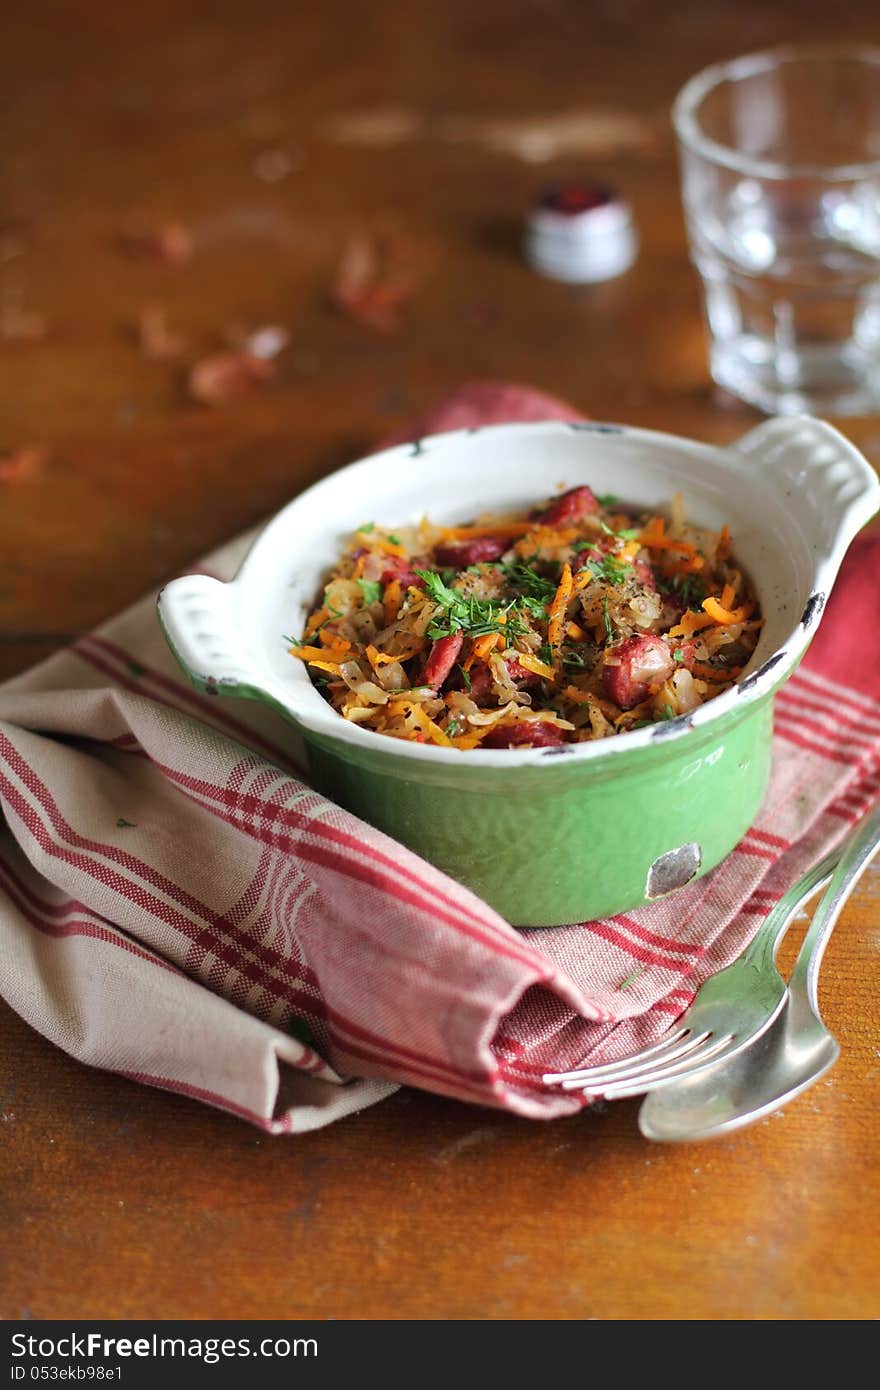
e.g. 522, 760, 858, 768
673, 42, 880, 182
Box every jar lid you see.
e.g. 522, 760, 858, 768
525, 180, 638, 284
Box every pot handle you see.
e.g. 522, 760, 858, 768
157, 574, 256, 696
730, 416, 880, 549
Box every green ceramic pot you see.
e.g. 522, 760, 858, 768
157, 417, 878, 927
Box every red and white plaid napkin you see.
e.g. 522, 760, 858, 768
1, 382, 878, 1134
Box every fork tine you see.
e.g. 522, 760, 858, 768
545, 1028, 702, 1090
589, 1033, 737, 1099
542, 1027, 689, 1085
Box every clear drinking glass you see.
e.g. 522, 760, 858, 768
673, 45, 880, 415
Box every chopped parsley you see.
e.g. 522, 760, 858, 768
586, 554, 629, 586
357, 579, 383, 606
603, 596, 613, 643
358, 521, 375, 534
415, 569, 531, 641
500, 560, 557, 603
459, 664, 472, 691
673, 648, 686, 663
675, 575, 707, 607
661, 703, 676, 719
596, 493, 619, 507
520, 595, 550, 620
446, 717, 461, 738
387, 533, 401, 545
562, 647, 590, 671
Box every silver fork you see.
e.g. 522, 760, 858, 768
542, 808, 880, 1100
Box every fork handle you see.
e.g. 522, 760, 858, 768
790, 799, 880, 1012
738, 851, 840, 976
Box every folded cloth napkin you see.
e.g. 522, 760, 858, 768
1, 382, 878, 1134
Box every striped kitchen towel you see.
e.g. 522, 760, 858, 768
1, 382, 877, 1133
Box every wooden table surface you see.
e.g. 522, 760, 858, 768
2, 0, 879, 1322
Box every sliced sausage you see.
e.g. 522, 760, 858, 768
483, 720, 568, 749
602, 634, 675, 710
466, 656, 541, 704
423, 632, 464, 690
466, 662, 494, 703
380, 556, 426, 589
533, 485, 598, 527
505, 656, 542, 687
434, 537, 506, 568
633, 558, 657, 592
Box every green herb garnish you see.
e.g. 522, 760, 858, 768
446, 717, 461, 738
358, 521, 375, 534
459, 665, 472, 692
416, 569, 530, 642
673, 648, 686, 664
603, 596, 613, 643
500, 561, 557, 603
596, 493, 620, 507
520, 595, 549, 620
661, 703, 676, 719
617, 966, 646, 991
387, 533, 401, 545
562, 648, 590, 671
357, 579, 383, 606
674, 574, 707, 607
587, 554, 629, 586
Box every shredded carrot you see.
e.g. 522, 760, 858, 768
566, 620, 588, 640
667, 611, 716, 638
374, 539, 408, 558
474, 633, 502, 660
702, 596, 755, 626
366, 639, 424, 668
290, 644, 333, 662
716, 524, 731, 561
514, 526, 577, 556
304, 659, 341, 675
437, 522, 532, 541
663, 554, 705, 575
303, 608, 328, 639
353, 554, 366, 579
561, 685, 593, 704
720, 582, 736, 611
573, 568, 592, 593
640, 516, 666, 547
383, 578, 402, 625
517, 651, 557, 681
691, 661, 743, 683
639, 516, 697, 555
548, 562, 573, 647
621, 539, 642, 559
463, 631, 502, 671
319, 630, 350, 653
366, 644, 395, 668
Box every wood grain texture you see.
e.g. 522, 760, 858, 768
1, 0, 878, 1321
